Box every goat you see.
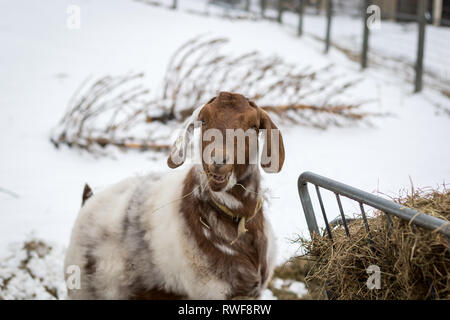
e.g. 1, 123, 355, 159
64, 91, 285, 299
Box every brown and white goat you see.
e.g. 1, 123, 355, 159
64, 92, 285, 299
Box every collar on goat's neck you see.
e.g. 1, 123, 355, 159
209, 190, 263, 245
204, 165, 263, 245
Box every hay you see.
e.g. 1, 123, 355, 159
268, 257, 326, 300
299, 187, 450, 300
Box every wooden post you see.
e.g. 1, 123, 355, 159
415, 0, 427, 93
325, 0, 332, 53
316, 0, 322, 15
277, 0, 284, 24
172, 0, 177, 10
298, 0, 305, 36
260, 0, 266, 17
362, 0, 370, 69
433, 0, 443, 26
245, 0, 250, 11
391, 0, 398, 21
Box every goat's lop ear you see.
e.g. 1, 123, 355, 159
258, 108, 285, 173
167, 106, 202, 169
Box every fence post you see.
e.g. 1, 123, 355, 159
362, 0, 370, 69
315, 0, 322, 15
245, 0, 250, 11
298, 0, 305, 36
325, 0, 332, 53
260, 0, 266, 17
433, 0, 442, 26
277, 0, 284, 23
172, 0, 177, 10
415, 0, 427, 93
297, 178, 320, 237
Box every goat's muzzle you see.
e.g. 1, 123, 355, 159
204, 162, 233, 191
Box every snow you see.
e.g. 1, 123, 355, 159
0, 0, 449, 299
268, 277, 307, 299
271, 277, 284, 289
260, 288, 277, 300
287, 281, 307, 298
0, 235, 67, 300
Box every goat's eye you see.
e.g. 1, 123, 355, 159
200, 119, 206, 125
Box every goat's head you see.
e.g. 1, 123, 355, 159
167, 92, 285, 191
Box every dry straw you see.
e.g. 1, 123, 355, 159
299, 187, 449, 300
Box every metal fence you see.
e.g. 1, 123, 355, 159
277, 0, 431, 92
169, 0, 448, 92
298, 171, 450, 240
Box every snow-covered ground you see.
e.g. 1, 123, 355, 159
1, 0, 449, 299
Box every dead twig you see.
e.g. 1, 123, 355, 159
0, 187, 19, 199
51, 36, 382, 154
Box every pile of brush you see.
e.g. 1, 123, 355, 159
50, 36, 384, 155
299, 187, 450, 300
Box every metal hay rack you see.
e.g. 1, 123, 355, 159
297, 171, 450, 299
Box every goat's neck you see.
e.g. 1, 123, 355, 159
230, 164, 261, 199
197, 164, 262, 219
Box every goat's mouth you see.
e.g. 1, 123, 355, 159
206, 170, 232, 189
211, 172, 229, 184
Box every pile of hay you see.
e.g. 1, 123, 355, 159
300, 188, 450, 300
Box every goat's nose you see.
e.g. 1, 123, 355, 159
214, 162, 225, 169
212, 155, 230, 167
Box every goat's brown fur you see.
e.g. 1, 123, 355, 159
172, 92, 284, 298
82, 184, 93, 206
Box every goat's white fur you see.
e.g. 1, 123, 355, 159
65, 169, 239, 299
